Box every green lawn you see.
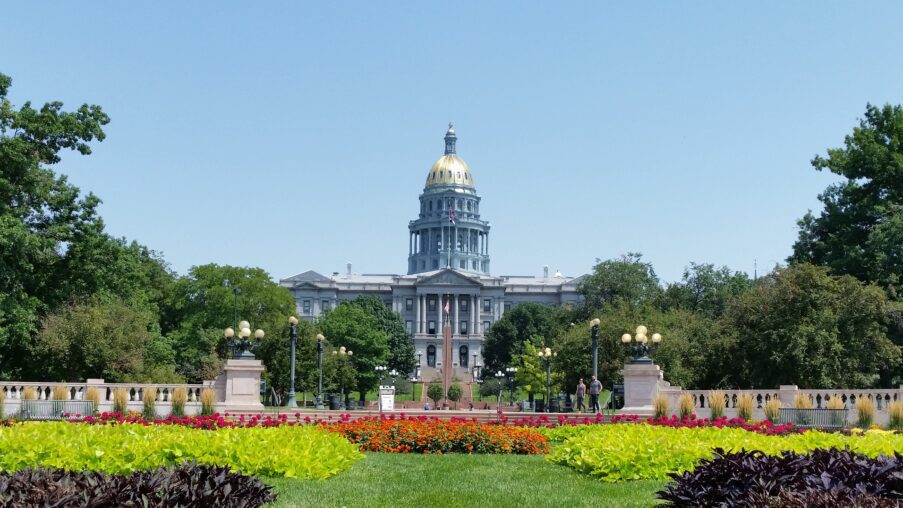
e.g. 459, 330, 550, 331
266, 453, 664, 507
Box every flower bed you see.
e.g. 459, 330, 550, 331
546, 424, 903, 482
0, 421, 362, 478
325, 416, 550, 454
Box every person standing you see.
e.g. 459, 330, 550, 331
575, 379, 587, 412
589, 375, 603, 413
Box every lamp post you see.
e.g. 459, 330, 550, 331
224, 279, 241, 332
333, 346, 353, 409
590, 318, 600, 378
389, 369, 399, 387
315, 333, 325, 409
537, 347, 556, 413
286, 316, 299, 407
505, 366, 518, 406
495, 370, 505, 411
224, 320, 264, 359
375, 365, 387, 385
620, 325, 663, 364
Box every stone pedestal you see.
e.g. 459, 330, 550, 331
622, 362, 670, 413
214, 359, 265, 411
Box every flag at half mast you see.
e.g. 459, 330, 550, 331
449, 207, 456, 224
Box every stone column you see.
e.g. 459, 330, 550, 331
415, 294, 421, 334
453, 294, 459, 336
436, 294, 442, 334
473, 294, 479, 333
779, 385, 799, 407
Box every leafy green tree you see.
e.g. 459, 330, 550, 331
514, 341, 553, 405
427, 382, 444, 407
345, 295, 416, 375
255, 318, 319, 403
721, 263, 899, 388
792, 104, 903, 299
447, 383, 463, 409
576, 253, 662, 318
478, 377, 502, 399
318, 304, 389, 403
482, 303, 563, 374
663, 263, 752, 319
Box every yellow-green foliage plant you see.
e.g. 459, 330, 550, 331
0, 422, 362, 479
737, 393, 754, 421
856, 397, 876, 429
545, 423, 903, 482
709, 391, 726, 419
764, 398, 782, 423
653, 393, 669, 419
678, 393, 695, 419
171, 387, 187, 417
826, 395, 846, 427
85, 387, 100, 416
888, 401, 903, 431
112, 388, 129, 415
22, 387, 37, 401
200, 388, 216, 416
51, 385, 69, 401
142, 387, 157, 421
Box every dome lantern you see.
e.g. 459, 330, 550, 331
444, 122, 457, 154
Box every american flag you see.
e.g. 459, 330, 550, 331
449, 207, 456, 224
443, 300, 450, 315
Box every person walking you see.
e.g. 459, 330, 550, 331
575, 379, 587, 412
589, 375, 603, 413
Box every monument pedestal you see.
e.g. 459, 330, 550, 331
214, 358, 265, 411
622, 362, 677, 414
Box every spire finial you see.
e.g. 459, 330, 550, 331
444, 122, 457, 154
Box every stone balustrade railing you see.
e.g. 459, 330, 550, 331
677, 386, 903, 411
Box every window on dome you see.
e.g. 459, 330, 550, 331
457, 172, 461, 179
429, 201, 433, 211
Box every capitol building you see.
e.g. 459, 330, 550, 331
281, 125, 585, 379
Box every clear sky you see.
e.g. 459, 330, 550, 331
4, 2, 902, 283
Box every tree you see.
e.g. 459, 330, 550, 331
576, 253, 662, 319
663, 263, 752, 319
344, 295, 416, 375
792, 104, 903, 299
318, 304, 390, 402
255, 318, 319, 403
482, 303, 563, 374
721, 263, 899, 388
447, 383, 463, 409
514, 342, 551, 405
427, 382, 444, 407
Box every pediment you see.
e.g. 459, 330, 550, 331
416, 269, 482, 287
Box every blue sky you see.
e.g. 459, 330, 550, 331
4, 2, 902, 283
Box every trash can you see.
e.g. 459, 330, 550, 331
329, 394, 342, 410
534, 400, 545, 412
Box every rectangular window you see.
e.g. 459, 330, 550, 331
460, 320, 468, 335
405, 320, 413, 334
484, 320, 491, 332
504, 302, 512, 312
459, 260, 465, 269
406, 298, 413, 311
483, 299, 491, 312
428, 299, 437, 312
460, 299, 468, 312
302, 300, 311, 314
428, 320, 436, 335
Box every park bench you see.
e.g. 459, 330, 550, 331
21, 400, 95, 421
775, 407, 848, 430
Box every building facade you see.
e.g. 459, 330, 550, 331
281, 125, 585, 380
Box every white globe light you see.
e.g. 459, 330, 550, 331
347, 350, 353, 356
239, 320, 250, 330
652, 333, 662, 343
254, 329, 265, 339
544, 347, 552, 356
590, 318, 600, 327
239, 327, 251, 338
224, 327, 235, 338
289, 316, 298, 325
621, 333, 632, 343
339, 346, 346, 354
636, 325, 648, 336
636, 334, 648, 344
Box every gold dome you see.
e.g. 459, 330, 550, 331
425, 154, 474, 187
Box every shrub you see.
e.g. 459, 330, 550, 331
427, 383, 444, 407
22, 387, 38, 400
856, 397, 876, 429
0, 464, 276, 507
657, 448, 903, 507
447, 383, 463, 409
708, 390, 725, 419
764, 398, 781, 422
737, 393, 754, 421
200, 388, 216, 416
888, 401, 903, 431
171, 387, 187, 417
143, 387, 157, 421
51, 385, 68, 401
678, 394, 694, 419
112, 388, 129, 415
85, 387, 100, 415
653, 394, 669, 419
0, 422, 362, 478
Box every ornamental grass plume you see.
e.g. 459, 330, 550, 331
856, 397, 876, 429
826, 395, 845, 410
709, 390, 726, 419
794, 393, 813, 409
113, 388, 129, 415
678, 393, 694, 419
22, 387, 38, 401
171, 387, 187, 417
51, 385, 69, 401
764, 398, 782, 423
200, 388, 216, 416
653, 393, 670, 419
0, 389, 5, 419
85, 387, 100, 415
142, 387, 157, 421
888, 401, 903, 431
737, 393, 754, 421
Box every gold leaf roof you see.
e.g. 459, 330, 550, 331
425, 154, 473, 187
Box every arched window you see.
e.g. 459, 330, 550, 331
459, 345, 469, 367
427, 345, 437, 367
